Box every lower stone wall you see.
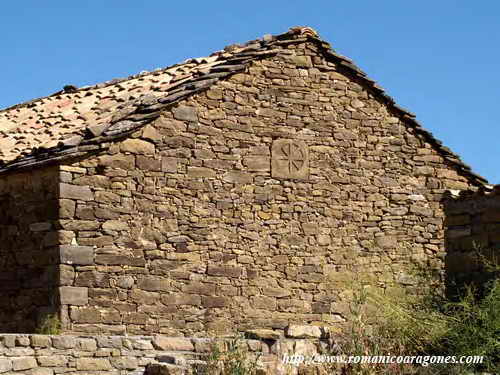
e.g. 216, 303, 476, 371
0, 329, 329, 375
444, 190, 500, 288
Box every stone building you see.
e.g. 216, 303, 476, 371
0, 27, 491, 335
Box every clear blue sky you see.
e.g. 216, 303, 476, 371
1, 1, 498, 183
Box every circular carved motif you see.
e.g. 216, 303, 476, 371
276, 142, 306, 174
271, 139, 309, 179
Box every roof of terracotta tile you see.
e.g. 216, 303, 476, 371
0, 26, 488, 186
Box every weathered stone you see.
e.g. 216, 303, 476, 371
60, 245, 94, 265
161, 157, 178, 173
112, 357, 139, 370
12, 357, 36, 371
375, 236, 397, 249
29, 222, 52, 232
59, 286, 88, 305
172, 105, 198, 122
271, 139, 309, 180
153, 336, 194, 351
121, 138, 155, 154
77, 338, 98, 351
0, 359, 12, 373
289, 55, 312, 67
59, 183, 93, 201
137, 155, 161, 171
142, 124, 163, 143
246, 329, 281, 340
243, 156, 270, 171
286, 325, 322, 339
102, 220, 129, 231
76, 358, 112, 371
207, 265, 243, 278
222, 171, 253, 184
201, 296, 227, 308
59, 199, 76, 218
146, 363, 185, 375
29, 369, 54, 375
37, 355, 67, 367
137, 276, 170, 292
30, 335, 51, 348
187, 167, 216, 178
99, 154, 135, 169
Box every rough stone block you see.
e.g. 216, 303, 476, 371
102, 220, 129, 231
136, 155, 161, 171
30, 335, 51, 348
59, 286, 88, 305
76, 358, 112, 371
77, 338, 98, 351
246, 329, 281, 340
207, 265, 243, 278
59, 199, 76, 218
375, 236, 397, 249
201, 296, 227, 308
29, 222, 52, 232
30, 368, 54, 375
161, 157, 178, 173
59, 183, 93, 201
52, 335, 76, 349
172, 105, 198, 122
112, 357, 139, 370
137, 276, 170, 292
289, 55, 312, 67
12, 357, 37, 371
243, 156, 270, 171
286, 325, 322, 339
60, 245, 93, 265
0, 359, 12, 373
98, 154, 135, 169
153, 336, 194, 351
222, 171, 253, 184
37, 355, 67, 367
121, 138, 155, 154
187, 167, 216, 178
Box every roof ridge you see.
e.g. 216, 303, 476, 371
0, 26, 489, 188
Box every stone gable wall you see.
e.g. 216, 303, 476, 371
0, 167, 60, 333
48, 41, 477, 335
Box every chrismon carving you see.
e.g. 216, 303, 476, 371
271, 139, 309, 179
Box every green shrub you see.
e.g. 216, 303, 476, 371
36, 313, 61, 335
193, 337, 261, 375
332, 258, 499, 374
438, 278, 500, 373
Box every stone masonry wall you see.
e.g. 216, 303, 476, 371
0, 167, 60, 333
56, 40, 477, 335
444, 190, 500, 286
0, 329, 330, 375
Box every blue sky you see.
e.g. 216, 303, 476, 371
1, 1, 498, 183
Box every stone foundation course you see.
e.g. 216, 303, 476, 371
0, 327, 330, 374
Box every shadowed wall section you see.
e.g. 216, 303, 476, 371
444, 188, 500, 294
0, 167, 60, 332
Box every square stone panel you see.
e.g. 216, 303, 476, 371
271, 139, 309, 180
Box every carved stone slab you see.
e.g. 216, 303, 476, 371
271, 139, 309, 179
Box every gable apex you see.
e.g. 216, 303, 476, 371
0, 26, 488, 186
